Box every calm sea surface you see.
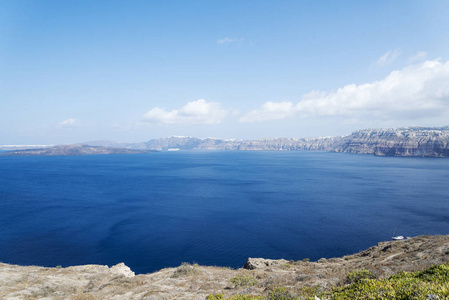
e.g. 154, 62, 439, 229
0, 151, 448, 274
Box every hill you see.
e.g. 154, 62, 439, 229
0, 145, 146, 156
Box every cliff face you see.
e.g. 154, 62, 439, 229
139, 136, 337, 151
3, 126, 449, 157
332, 127, 449, 157
1, 235, 448, 299
138, 127, 449, 157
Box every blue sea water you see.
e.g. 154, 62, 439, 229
0, 151, 448, 274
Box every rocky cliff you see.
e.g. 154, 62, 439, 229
1, 235, 448, 299
136, 127, 449, 157
331, 127, 449, 157
3, 126, 449, 157
139, 136, 336, 151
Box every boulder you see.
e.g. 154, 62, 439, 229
110, 262, 135, 277
243, 258, 289, 270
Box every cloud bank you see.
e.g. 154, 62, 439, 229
240, 59, 449, 123
143, 99, 229, 125
141, 59, 449, 129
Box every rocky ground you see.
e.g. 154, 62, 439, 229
1, 235, 448, 299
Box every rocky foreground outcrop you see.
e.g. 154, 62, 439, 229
1, 235, 448, 299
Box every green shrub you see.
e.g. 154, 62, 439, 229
298, 286, 319, 299
415, 263, 449, 283
211, 263, 449, 300
346, 268, 375, 284
322, 263, 449, 300
230, 274, 258, 288
265, 287, 298, 300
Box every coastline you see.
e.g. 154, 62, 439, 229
1, 234, 448, 299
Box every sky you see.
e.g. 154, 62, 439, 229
1, 0, 449, 144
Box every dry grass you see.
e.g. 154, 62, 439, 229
70, 295, 95, 300
171, 262, 202, 278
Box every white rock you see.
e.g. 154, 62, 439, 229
110, 263, 135, 277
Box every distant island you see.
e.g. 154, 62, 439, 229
1, 126, 449, 157
81, 126, 449, 157
0, 145, 146, 156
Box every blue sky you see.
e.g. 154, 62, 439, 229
1, 0, 449, 144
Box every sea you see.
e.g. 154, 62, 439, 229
0, 151, 448, 274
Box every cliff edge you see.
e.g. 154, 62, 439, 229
1, 234, 448, 299
97, 126, 449, 157
332, 127, 449, 157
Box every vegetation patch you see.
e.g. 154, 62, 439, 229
321, 263, 449, 299
230, 274, 258, 288
345, 268, 376, 284
171, 262, 201, 278
266, 286, 298, 300
298, 286, 319, 299
210, 263, 449, 300
207, 294, 263, 300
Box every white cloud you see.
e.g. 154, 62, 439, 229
377, 49, 401, 66
217, 37, 244, 44
143, 99, 230, 125
240, 59, 449, 123
59, 118, 77, 127
239, 101, 295, 122
409, 51, 427, 62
